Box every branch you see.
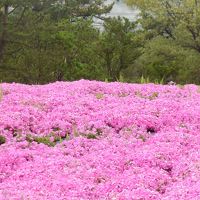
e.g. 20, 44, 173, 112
6, 39, 33, 49
8, 6, 19, 15
15, 7, 27, 27
94, 15, 107, 21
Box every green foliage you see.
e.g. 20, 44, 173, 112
0, 0, 111, 83
140, 75, 150, 84
0, 135, 6, 145
26, 134, 66, 147
86, 133, 97, 139
116, 73, 125, 82
138, 37, 182, 82
154, 78, 164, 85
33, 136, 55, 147
126, 0, 200, 84
100, 16, 141, 81
2, 0, 200, 84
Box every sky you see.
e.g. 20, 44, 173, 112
106, 0, 138, 20
93, 0, 139, 29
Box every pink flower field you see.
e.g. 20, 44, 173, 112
1, 80, 200, 199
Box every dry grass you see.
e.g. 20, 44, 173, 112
95, 93, 104, 99
0, 87, 3, 101
197, 86, 200, 93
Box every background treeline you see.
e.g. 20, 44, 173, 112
1, 0, 200, 84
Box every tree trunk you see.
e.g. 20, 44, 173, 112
114, 53, 125, 81
105, 50, 113, 81
56, 69, 64, 81
0, 5, 8, 63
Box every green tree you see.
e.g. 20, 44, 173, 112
0, 0, 113, 83
126, 0, 200, 84
50, 0, 113, 21
100, 17, 141, 81
53, 19, 105, 81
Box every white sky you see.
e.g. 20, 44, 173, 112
106, 0, 138, 20
93, 0, 139, 29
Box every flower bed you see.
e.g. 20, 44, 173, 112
0, 80, 200, 199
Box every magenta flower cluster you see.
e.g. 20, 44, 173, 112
0, 80, 200, 199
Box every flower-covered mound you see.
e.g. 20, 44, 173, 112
0, 80, 200, 199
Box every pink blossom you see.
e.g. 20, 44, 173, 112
0, 80, 200, 199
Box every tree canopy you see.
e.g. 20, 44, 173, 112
1, 0, 200, 84
126, 0, 200, 83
